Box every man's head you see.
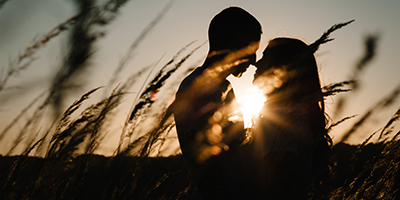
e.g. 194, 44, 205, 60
208, 7, 262, 77
208, 7, 262, 52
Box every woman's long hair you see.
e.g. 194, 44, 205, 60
254, 38, 332, 198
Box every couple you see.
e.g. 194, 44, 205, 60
173, 6, 331, 200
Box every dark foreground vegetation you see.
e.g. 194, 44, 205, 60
1, 141, 400, 200
0, 155, 190, 200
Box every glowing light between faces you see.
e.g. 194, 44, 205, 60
237, 86, 266, 128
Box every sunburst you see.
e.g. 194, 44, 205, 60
236, 86, 266, 128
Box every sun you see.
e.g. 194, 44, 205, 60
236, 86, 266, 128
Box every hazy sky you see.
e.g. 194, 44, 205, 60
1, 0, 400, 156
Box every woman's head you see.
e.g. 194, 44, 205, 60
253, 38, 321, 104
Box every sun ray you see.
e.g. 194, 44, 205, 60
236, 86, 266, 128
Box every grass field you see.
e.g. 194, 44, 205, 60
1, 1, 400, 199
0, 141, 399, 199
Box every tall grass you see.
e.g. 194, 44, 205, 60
324, 33, 400, 200
0, 1, 193, 199
1, 2, 400, 199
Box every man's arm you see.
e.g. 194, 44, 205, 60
220, 84, 246, 148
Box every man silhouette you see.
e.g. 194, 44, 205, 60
172, 6, 262, 199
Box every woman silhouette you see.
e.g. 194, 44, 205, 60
250, 38, 332, 199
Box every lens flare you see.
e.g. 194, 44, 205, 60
237, 86, 266, 128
